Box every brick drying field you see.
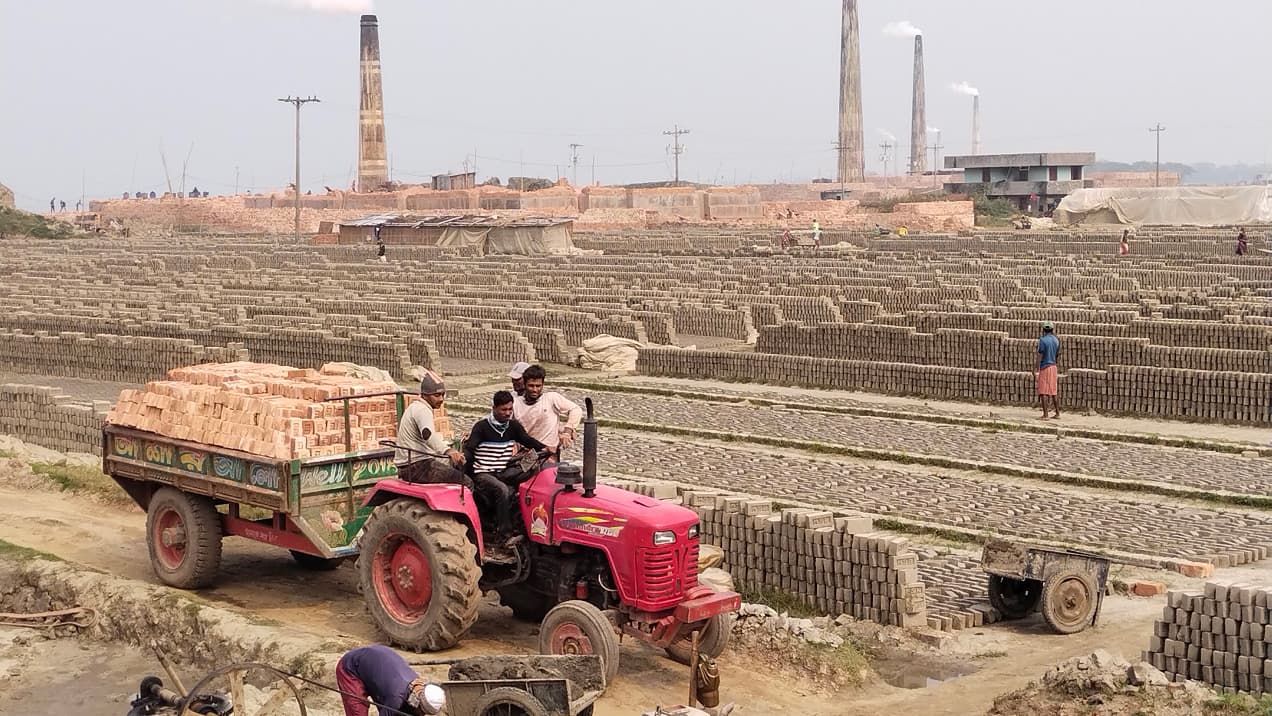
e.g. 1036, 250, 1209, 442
3, 226, 1272, 633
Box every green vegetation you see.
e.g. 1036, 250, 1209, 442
1206, 692, 1272, 714
857, 191, 954, 213
970, 189, 1019, 226
0, 206, 75, 239
740, 586, 821, 618
0, 537, 63, 562
810, 641, 872, 686
29, 462, 130, 504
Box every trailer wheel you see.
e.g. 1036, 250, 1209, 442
539, 600, 620, 685
357, 498, 481, 651
289, 550, 343, 571
471, 686, 550, 716
1041, 569, 1099, 634
146, 487, 222, 589
665, 611, 733, 665
987, 575, 1043, 620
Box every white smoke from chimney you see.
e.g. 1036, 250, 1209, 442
878, 129, 897, 143
255, 0, 372, 13
882, 21, 923, 38
928, 127, 940, 134
950, 81, 980, 97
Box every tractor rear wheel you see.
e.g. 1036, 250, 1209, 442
538, 600, 621, 685
987, 575, 1043, 620
146, 487, 222, 589
1041, 569, 1099, 635
665, 611, 733, 665
357, 498, 481, 651
471, 686, 550, 716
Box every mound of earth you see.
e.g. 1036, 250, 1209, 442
987, 649, 1228, 716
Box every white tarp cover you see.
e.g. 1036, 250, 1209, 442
577, 335, 644, 372
1055, 186, 1272, 227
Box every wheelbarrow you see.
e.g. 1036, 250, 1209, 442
981, 539, 1110, 634
410, 654, 604, 716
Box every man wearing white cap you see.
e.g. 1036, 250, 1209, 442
508, 361, 530, 397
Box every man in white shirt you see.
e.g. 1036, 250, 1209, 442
394, 371, 468, 486
513, 365, 582, 454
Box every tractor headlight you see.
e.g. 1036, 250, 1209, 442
687, 523, 699, 539
653, 530, 676, 546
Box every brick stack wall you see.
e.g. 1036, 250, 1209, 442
0, 384, 106, 456
1146, 581, 1272, 694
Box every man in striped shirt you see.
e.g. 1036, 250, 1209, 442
463, 391, 547, 536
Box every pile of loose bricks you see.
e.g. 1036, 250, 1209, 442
1146, 581, 1272, 694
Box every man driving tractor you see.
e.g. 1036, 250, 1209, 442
462, 390, 547, 540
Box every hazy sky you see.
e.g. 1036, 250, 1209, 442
3, 1, 1270, 210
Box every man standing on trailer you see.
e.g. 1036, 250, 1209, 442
514, 364, 582, 455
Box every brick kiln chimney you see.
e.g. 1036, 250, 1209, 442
972, 94, 982, 155
837, 0, 865, 183
358, 14, 388, 192
910, 35, 927, 175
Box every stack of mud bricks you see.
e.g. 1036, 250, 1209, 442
0, 384, 108, 456
1145, 582, 1272, 695
0, 328, 245, 384
683, 492, 927, 628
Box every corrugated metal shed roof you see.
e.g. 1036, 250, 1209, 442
340, 214, 573, 229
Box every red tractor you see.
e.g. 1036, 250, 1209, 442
357, 399, 739, 681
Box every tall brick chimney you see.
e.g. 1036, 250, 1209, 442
910, 35, 927, 175
837, 0, 865, 183
972, 94, 982, 155
358, 14, 388, 192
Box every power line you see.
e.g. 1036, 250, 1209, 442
569, 143, 584, 186
1149, 123, 1167, 187
278, 96, 320, 243
663, 125, 690, 185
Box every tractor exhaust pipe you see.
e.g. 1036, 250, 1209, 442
582, 397, 597, 498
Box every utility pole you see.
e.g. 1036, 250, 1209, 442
278, 95, 320, 243
1149, 123, 1167, 187
878, 142, 892, 187
569, 143, 584, 186
234, 166, 240, 196
833, 140, 848, 199
663, 125, 690, 185
929, 130, 944, 188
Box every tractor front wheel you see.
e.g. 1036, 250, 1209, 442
538, 600, 621, 685
357, 498, 481, 651
145, 487, 222, 589
665, 611, 733, 665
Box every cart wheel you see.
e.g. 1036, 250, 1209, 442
665, 611, 733, 665
539, 600, 620, 685
146, 487, 222, 589
357, 498, 482, 651
289, 550, 343, 571
180, 661, 308, 716
987, 575, 1043, 620
472, 686, 550, 716
1041, 569, 1099, 634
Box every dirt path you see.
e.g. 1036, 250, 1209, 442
0, 485, 844, 715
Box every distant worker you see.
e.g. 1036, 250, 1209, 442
1119, 229, 1130, 256
508, 361, 530, 397
1236, 228, 1249, 256
49, 197, 56, 212
75, 200, 82, 212
514, 365, 582, 455
811, 219, 821, 247
1035, 322, 1061, 421
336, 645, 445, 716
394, 371, 469, 487
373, 224, 382, 242
463, 390, 547, 537
780, 228, 792, 250
376, 238, 386, 263
191, 187, 200, 197
59, 200, 66, 212
897, 225, 908, 237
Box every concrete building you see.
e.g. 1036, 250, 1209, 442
943, 152, 1096, 214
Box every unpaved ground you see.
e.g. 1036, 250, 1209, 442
0, 627, 160, 716
0, 483, 845, 715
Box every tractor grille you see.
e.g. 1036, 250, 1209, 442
641, 542, 699, 604
641, 548, 679, 602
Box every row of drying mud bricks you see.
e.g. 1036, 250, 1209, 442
0, 329, 248, 385
0, 385, 107, 456
610, 479, 933, 629
1146, 582, 1272, 695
